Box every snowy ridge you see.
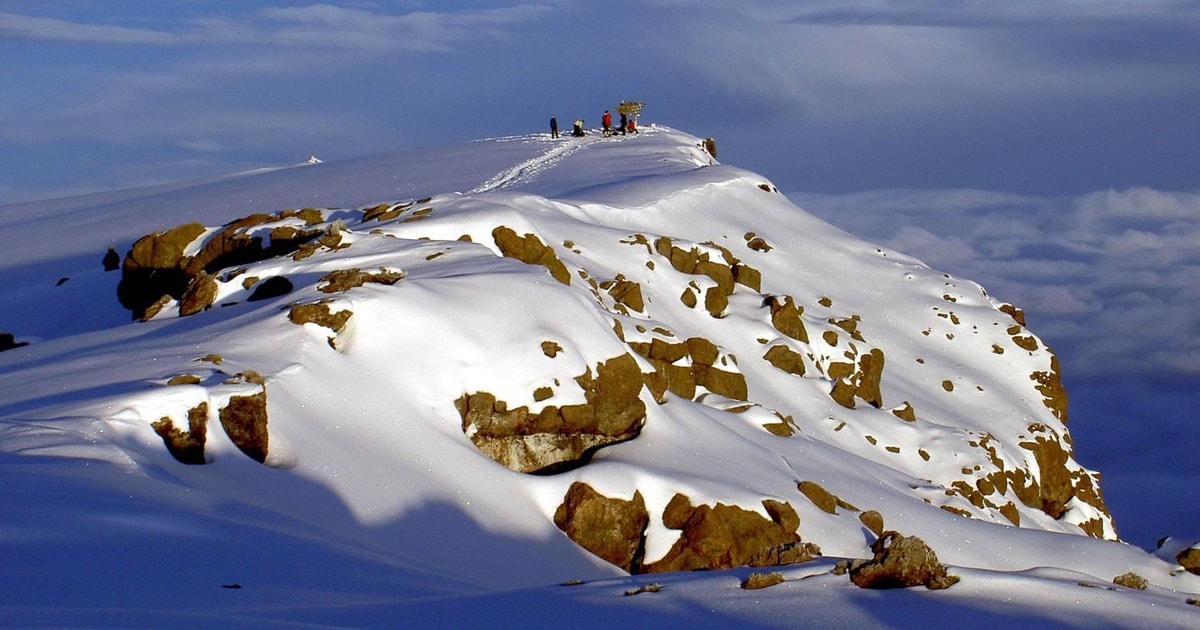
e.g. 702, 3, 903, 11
0, 126, 1197, 628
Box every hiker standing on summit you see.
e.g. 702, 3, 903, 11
602, 110, 612, 136
549, 117, 559, 139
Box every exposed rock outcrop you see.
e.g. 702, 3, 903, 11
117, 210, 329, 320
643, 493, 819, 573
457, 353, 647, 473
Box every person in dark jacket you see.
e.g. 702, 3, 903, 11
102, 246, 120, 271
572, 118, 585, 137
549, 117, 559, 138
619, 112, 628, 135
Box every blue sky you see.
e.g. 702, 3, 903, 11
2, 1, 1198, 545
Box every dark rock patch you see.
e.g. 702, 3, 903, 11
247, 276, 294, 302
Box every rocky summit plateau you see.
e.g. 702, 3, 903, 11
1, 125, 1197, 628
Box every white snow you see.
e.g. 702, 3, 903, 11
0, 125, 1196, 628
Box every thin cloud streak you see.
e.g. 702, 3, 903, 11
782, 0, 1200, 29
0, 5, 551, 52
0, 11, 179, 44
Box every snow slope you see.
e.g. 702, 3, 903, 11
1, 126, 1197, 628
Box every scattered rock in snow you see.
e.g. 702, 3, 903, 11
219, 388, 269, 464
859, 510, 885, 536
629, 335, 747, 403
1177, 544, 1200, 576
741, 572, 785, 589
151, 402, 209, 465
1112, 572, 1148, 590
798, 480, 857, 514
847, 531, 959, 590
288, 301, 353, 348
492, 226, 571, 285
318, 267, 404, 293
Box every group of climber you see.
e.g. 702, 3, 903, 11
549, 109, 637, 139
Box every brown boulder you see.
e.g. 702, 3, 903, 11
848, 531, 959, 590
178, 271, 219, 316
219, 389, 269, 463
763, 344, 806, 377
767, 295, 809, 343
629, 335, 747, 402
553, 482, 649, 573
1177, 545, 1200, 575
117, 222, 206, 319
492, 226, 571, 285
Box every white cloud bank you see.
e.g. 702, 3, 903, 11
791, 186, 1200, 378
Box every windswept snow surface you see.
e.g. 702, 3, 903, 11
1, 126, 1197, 628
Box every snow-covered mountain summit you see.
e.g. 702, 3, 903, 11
1, 126, 1197, 628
